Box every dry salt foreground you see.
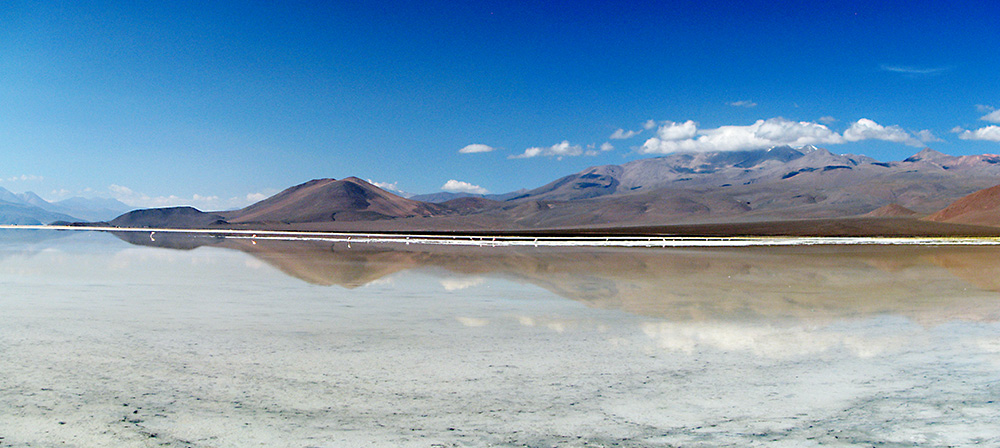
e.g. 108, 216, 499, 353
1, 230, 999, 447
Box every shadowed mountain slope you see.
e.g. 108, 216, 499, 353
864, 203, 918, 217
109, 207, 229, 228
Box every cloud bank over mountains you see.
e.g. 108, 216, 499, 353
511, 103, 1000, 162
503, 106, 999, 162
638, 117, 933, 155
108, 184, 274, 210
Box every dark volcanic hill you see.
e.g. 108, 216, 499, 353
223, 177, 449, 224
109, 206, 229, 228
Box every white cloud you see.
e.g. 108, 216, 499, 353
656, 120, 699, 141
610, 128, 641, 139
109, 184, 263, 210
843, 118, 924, 147
458, 144, 495, 154
818, 116, 837, 124
976, 104, 994, 113
3, 174, 43, 182
955, 126, 1000, 142
879, 64, 951, 77
612, 120, 661, 139
109, 184, 135, 197
916, 129, 942, 143
980, 109, 1000, 124
366, 179, 411, 197
640, 118, 843, 154
441, 179, 488, 194
600, 142, 614, 151
727, 100, 757, 108
50, 189, 72, 198
510, 140, 590, 159
245, 192, 268, 203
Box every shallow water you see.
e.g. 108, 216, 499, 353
1, 230, 999, 447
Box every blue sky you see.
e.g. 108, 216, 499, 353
2, 0, 999, 209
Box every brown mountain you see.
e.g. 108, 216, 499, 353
924, 184, 1000, 226
497, 146, 1000, 225
222, 177, 449, 224
102, 147, 1000, 234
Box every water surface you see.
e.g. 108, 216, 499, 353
1, 230, 998, 447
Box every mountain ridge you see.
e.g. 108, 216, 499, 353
96, 146, 1000, 234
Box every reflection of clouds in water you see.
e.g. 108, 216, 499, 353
546, 321, 570, 333
842, 334, 909, 358
458, 315, 577, 331
366, 276, 396, 286
440, 277, 485, 291
0, 253, 52, 277
108, 248, 217, 270
514, 315, 576, 333
456, 316, 490, 327
244, 258, 266, 269
977, 338, 1000, 353
641, 321, 910, 359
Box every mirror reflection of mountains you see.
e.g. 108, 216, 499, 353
113, 232, 1000, 324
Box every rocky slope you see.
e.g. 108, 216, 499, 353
924, 184, 1000, 227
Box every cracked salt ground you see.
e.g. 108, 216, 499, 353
1, 230, 999, 447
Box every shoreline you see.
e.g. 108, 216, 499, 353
4, 224, 1000, 247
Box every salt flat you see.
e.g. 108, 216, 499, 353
1, 230, 998, 447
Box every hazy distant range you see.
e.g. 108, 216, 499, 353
51, 146, 1000, 236
0, 187, 131, 225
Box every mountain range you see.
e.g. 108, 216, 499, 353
101, 146, 1000, 235
0, 187, 132, 224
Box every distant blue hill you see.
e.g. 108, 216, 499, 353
0, 199, 78, 225
0, 186, 132, 224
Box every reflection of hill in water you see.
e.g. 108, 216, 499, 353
116, 233, 1000, 323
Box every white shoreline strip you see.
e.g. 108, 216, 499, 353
4, 225, 1000, 247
